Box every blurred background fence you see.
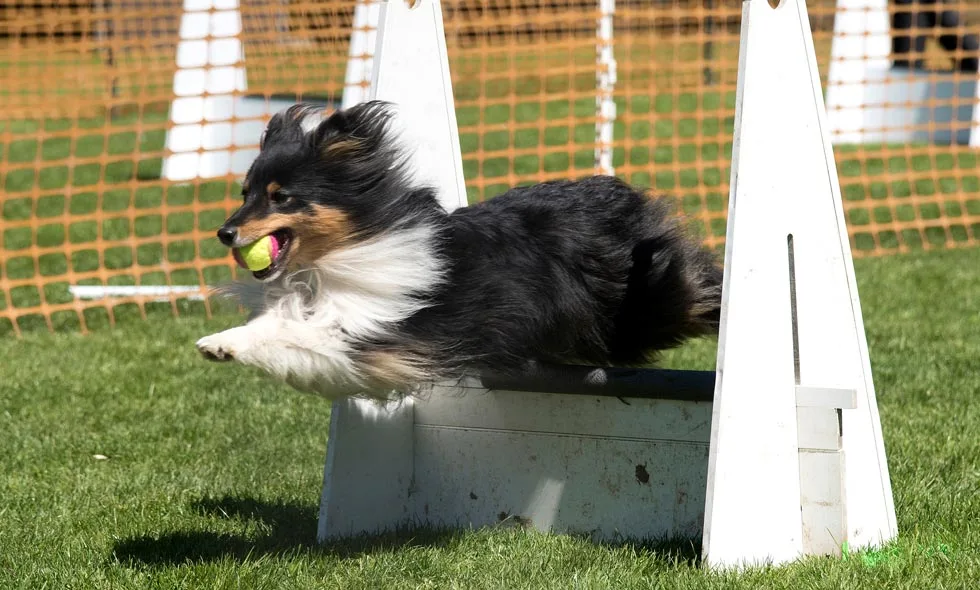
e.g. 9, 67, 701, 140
1, 0, 979, 334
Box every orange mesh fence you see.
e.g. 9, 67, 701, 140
1, 0, 979, 335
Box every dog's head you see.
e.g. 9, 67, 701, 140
217, 100, 412, 282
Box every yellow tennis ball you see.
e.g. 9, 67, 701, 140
233, 235, 276, 271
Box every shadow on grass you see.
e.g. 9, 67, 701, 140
113, 494, 703, 568
112, 494, 463, 567
590, 536, 702, 568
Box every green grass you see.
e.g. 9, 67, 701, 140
1, 247, 979, 588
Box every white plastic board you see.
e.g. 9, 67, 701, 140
321, 382, 713, 543
318, 396, 416, 538
410, 388, 711, 541
702, 0, 897, 569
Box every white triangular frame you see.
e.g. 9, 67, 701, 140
701, 0, 896, 568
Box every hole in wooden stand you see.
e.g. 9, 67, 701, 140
787, 233, 800, 384
767, 0, 781, 7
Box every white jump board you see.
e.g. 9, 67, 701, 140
319, 369, 714, 542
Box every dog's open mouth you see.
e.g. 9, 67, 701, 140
233, 229, 293, 281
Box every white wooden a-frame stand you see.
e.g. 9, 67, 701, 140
701, 0, 897, 568
318, 0, 898, 569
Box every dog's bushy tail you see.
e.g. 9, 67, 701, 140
683, 244, 724, 337
642, 227, 723, 345
610, 211, 724, 365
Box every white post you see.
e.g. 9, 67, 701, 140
162, 0, 300, 182
702, 0, 897, 569
825, 0, 980, 145
594, 0, 617, 176
823, 0, 892, 145
342, 0, 382, 109
163, 0, 383, 183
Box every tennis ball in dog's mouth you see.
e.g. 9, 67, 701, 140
232, 234, 280, 272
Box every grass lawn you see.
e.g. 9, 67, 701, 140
1, 246, 979, 588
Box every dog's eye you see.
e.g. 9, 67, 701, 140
270, 191, 291, 205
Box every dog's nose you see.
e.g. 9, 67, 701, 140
217, 226, 237, 247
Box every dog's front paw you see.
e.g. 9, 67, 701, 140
196, 334, 237, 362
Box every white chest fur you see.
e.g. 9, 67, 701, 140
196, 225, 446, 398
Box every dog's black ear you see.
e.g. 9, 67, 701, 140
263, 104, 324, 150
341, 100, 396, 132
312, 110, 350, 148
313, 100, 396, 156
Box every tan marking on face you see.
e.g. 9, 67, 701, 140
234, 212, 296, 244
266, 181, 281, 196
234, 205, 354, 269
289, 205, 354, 266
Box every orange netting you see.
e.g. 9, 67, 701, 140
1, 0, 979, 334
